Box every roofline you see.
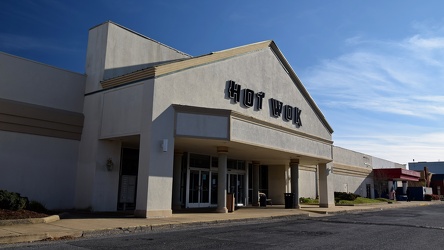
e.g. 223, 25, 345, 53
268, 41, 333, 134
100, 40, 272, 89
90, 21, 191, 58
0, 51, 86, 76
99, 40, 334, 134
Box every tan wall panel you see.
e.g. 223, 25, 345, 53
0, 98, 83, 140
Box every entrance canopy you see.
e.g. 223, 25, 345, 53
173, 105, 333, 166
373, 168, 420, 181
174, 137, 327, 166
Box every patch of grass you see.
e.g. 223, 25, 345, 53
336, 200, 355, 205
299, 197, 319, 204
337, 197, 393, 205
302, 196, 394, 205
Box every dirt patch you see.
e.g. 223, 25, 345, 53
0, 209, 49, 220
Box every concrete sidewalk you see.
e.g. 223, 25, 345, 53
0, 201, 436, 245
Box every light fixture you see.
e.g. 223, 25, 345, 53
161, 139, 168, 152
106, 158, 114, 171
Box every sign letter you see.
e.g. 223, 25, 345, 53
270, 98, 283, 117
228, 80, 241, 103
243, 89, 255, 107
294, 107, 302, 127
256, 92, 265, 110
284, 105, 293, 121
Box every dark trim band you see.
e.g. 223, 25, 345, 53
0, 98, 84, 140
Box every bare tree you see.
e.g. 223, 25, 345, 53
424, 167, 432, 187
373, 170, 389, 198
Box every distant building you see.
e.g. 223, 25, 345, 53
409, 162, 444, 197
409, 161, 444, 174
431, 174, 444, 196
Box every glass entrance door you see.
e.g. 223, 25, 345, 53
211, 173, 218, 205
228, 173, 245, 206
185, 154, 247, 208
117, 148, 139, 211
187, 169, 211, 207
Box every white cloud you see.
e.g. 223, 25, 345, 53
335, 132, 444, 164
301, 25, 444, 164
304, 32, 444, 118
408, 35, 444, 49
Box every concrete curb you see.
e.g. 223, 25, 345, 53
0, 214, 63, 244
0, 231, 83, 245
81, 213, 310, 238
0, 214, 60, 226
0, 233, 50, 244
304, 201, 436, 215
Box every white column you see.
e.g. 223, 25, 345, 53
134, 134, 151, 218
217, 147, 228, 213
244, 164, 249, 206
172, 152, 183, 210
388, 180, 394, 200
134, 85, 174, 218
402, 181, 407, 195
290, 159, 300, 208
252, 161, 260, 206
316, 166, 319, 198
319, 162, 335, 208
285, 165, 291, 193
135, 135, 174, 218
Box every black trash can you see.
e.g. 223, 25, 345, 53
259, 193, 267, 207
284, 193, 296, 209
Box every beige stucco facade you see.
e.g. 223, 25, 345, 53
0, 21, 405, 216
87, 22, 336, 216
0, 52, 85, 209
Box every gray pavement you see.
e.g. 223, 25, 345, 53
0, 201, 438, 245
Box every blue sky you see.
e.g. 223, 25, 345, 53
1, 0, 443, 165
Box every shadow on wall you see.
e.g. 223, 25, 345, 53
333, 172, 374, 199
103, 59, 189, 81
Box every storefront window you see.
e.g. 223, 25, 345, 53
227, 159, 237, 169
189, 154, 210, 169
211, 157, 218, 168
227, 159, 246, 170
237, 161, 246, 170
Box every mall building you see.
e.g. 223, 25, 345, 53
0, 21, 409, 217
